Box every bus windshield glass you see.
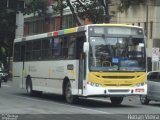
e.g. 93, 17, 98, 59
89, 36, 146, 72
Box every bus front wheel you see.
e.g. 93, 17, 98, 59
140, 95, 150, 105
26, 77, 42, 96
65, 82, 77, 104
110, 97, 123, 105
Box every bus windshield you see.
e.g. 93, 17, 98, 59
89, 36, 146, 72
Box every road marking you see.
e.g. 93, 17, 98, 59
2, 84, 11, 87
72, 106, 110, 114
14, 95, 111, 114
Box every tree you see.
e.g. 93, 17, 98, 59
65, 0, 111, 24
24, 0, 146, 25
24, 0, 48, 16
73, 0, 111, 24
0, 8, 16, 68
52, 0, 67, 29
0, 0, 24, 69
118, 0, 145, 12
52, 0, 111, 26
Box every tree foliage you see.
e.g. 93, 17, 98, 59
52, 0, 67, 29
118, 0, 145, 12
52, 0, 111, 25
71, 0, 110, 24
0, 9, 16, 67
24, 0, 48, 16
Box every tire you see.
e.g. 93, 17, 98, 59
26, 77, 34, 96
110, 97, 123, 105
64, 82, 77, 104
26, 77, 42, 96
4, 79, 7, 82
140, 95, 150, 105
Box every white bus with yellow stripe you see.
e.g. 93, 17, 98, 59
13, 24, 147, 104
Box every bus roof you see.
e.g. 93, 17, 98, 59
14, 23, 143, 43
89, 24, 143, 28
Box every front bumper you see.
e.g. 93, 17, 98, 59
83, 84, 147, 97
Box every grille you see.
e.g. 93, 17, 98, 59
102, 76, 134, 79
108, 89, 130, 93
105, 84, 132, 86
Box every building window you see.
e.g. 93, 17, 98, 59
62, 15, 76, 29
24, 22, 29, 36
51, 17, 56, 31
37, 20, 44, 34
28, 21, 37, 35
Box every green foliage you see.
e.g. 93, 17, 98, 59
72, 0, 110, 24
24, 0, 48, 16
0, 9, 16, 65
118, 0, 145, 12
52, 0, 111, 25
52, 0, 67, 13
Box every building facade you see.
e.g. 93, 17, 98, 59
114, 0, 160, 71
15, 0, 160, 71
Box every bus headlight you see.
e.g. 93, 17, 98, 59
135, 82, 146, 87
95, 83, 101, 87
88, 82, 101, 87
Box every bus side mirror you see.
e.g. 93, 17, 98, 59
83, 42, 89, 53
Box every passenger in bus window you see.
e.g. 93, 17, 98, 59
68, 36, 76, 59
53, 38, 62, 57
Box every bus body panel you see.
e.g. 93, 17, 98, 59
18, 60, 80, 95
13, 62, 23, 88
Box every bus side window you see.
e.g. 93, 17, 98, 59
68, 36, 76, 59
62, 36, 68, 59
52, 37, 62, 59
33, 40, 42, 60
14, 43, 21, 62
25, 41, 33, 61
42, 38, 51, 60
76, 36, 85, 59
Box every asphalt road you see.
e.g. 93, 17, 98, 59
0, 81, 160, 120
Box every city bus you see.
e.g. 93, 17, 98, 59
13, 24, 147, 104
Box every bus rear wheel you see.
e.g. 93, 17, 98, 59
26, 78, 34, 96
110, 97, 123, 105
65, 82, 77, 104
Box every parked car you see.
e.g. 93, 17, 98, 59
140, 71, 160, 104
0, 67, 8, 82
